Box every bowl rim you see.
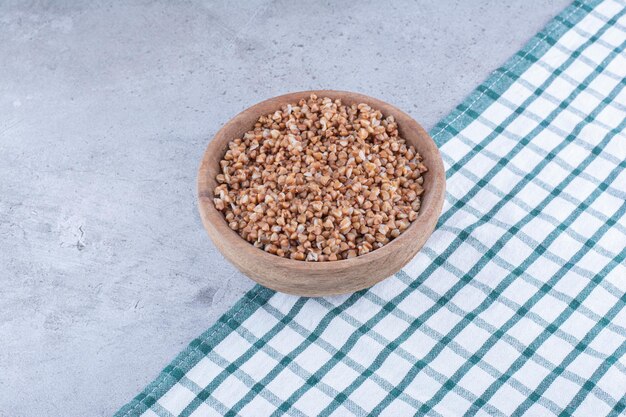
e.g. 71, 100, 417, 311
197, 90, 445, 275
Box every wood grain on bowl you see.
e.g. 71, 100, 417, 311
198, 90, 445, 296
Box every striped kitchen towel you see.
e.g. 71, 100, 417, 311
116, 0, 626, 415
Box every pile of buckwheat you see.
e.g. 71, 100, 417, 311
213, 94, 427, 262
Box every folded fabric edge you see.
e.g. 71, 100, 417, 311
113, 0, 601, 415
114, 286, 274, 417
431, 0, 602, 149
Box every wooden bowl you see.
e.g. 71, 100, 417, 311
198, 90, 445, 297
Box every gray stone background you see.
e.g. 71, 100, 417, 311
1, 1, 571, 416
